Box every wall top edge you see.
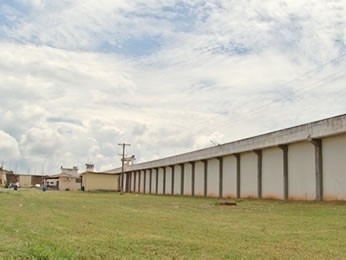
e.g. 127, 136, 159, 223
109, 113, 346, 173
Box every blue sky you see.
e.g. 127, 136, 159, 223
0, 0, 345, 174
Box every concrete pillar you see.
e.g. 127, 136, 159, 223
163, 167, 166, 195
123, 173, 127, 192
130, 172, 133, 192
155, 168, 159, 195
191, 161, 195, 196
126, 173, 130, 192
234, 154, 241, 198
254, 150, 262, 199
131, 172, 135, 192
133, 171, 137, 192
149, 169, 152, 194
310, 139, 323, 201
143, 170, 147, 194
180, 164, 185, 195
202, 160, 208, 197
171, 165, 175, 195
138, 171, 141, 193
279, 145, 289, 201
129, 172, 132, 192
217, 157, 223, 198
131, 172, 134, 192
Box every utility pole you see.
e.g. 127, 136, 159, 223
1, 161, 7, 170
118, 143, 130, 193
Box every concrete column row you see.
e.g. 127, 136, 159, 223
125, 139, 323, 201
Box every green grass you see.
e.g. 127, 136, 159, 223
0, 189, 346, 259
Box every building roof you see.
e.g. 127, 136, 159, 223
106, 113, 346, 173
44, 172, 80, 179
80, 171, 120, 176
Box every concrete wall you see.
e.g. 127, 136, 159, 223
132, 171, 139, 192
157, 168, 164, 194
262, 147, 284, 200
240, 152, 258, 198
107, 115, 346, 201
194, 161, 204, 196
323, 134, 346, 200
145, 170, 150, 194
288, 142, 315, 200
173, 165, 182, 195
110, 115, 346, 174
139, 170, 145, 193
151, 169, 157, 194
165, 166, 172, 195
183, 163, 192, 196
82, 173, 119, 191
222, 156, 237, 198
19, 175, 32, 188
130, 172, 135, 192
207, 159, 219, 197
59, 177, 81, 191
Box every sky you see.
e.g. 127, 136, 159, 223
0, 0, 345, 174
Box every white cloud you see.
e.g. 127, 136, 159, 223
0, 131, 21, 160
0, 0, 345, 174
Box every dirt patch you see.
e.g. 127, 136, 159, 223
216, 201, 237, 206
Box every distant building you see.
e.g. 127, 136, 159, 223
44, 166, 81, 191
80, 163, 120, 192
0, 167, 13, 186
60, 166, 79, 176
0, 167, 44, 188
18, 174, 44, 187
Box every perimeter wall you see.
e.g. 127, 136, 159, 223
114, 114, 346, 200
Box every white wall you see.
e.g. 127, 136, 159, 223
184, 163, 192, 196
165, 167, 172, 195
222, 155, 237, 198
323, 134, 346, 200
145, 170, 150, 194
122, 174, 127, 191
174, 165, 182, 195
151, 169, 157, 194
115, 115, 346, 174
107, 115, 346, 201
195, 161, 204, 196
207, 159, 219, 197
135, 171, 140, 192
139, 170, 145, 193
288, 142, 315, 200
83, 173, 118, 191
157, 168, 164, 194
131, 172, 135, 192
130, 172, 135, 192
262, 147, 284, 200
240, 152, 258, 198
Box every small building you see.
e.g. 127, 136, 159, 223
44, 166, 81, 191
0, 167, 8, 186
5, 171, 18, 186
18, 175, 32, 187
17, 174, 44, 188
80, 163, 120, 192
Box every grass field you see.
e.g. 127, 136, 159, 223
0, 189, 346, 259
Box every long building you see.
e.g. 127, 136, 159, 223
108, 114, 346, 201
